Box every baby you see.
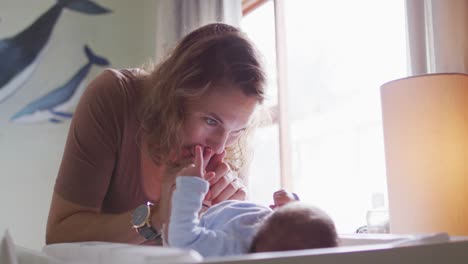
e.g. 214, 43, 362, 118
166, 146, 338, 257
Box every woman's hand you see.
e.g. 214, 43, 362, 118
177, 145, 214, 179
204, 151, 247, 205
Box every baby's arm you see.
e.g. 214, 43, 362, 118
168, 176, 232, 257
168, 146, 231, 257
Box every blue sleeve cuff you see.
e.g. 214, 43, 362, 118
175, 176, 209, 194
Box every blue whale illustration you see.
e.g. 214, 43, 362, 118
0, 0, 111, 103
10, 45, 110, 124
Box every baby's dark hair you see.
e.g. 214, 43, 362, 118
249, 202, 338, 253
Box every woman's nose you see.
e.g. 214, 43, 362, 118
208, 130, 229, 154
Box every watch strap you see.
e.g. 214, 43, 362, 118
138, 225, 161, 240
133, 201, 161, 241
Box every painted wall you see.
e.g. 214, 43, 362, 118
0, 0, 158, 250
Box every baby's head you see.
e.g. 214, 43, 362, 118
249, 202, 338, 253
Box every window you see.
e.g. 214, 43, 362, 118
242, 0, 408, 233
241, 0, 281, 206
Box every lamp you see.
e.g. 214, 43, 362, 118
380, 73, 468, 235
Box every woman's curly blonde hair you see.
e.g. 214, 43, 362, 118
138, 23, 266, 173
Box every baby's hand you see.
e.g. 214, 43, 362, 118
270, 189, 299, 209
177, 145, 215, 180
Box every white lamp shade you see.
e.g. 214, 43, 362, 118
381, 73, 468, 235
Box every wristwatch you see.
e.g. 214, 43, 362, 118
131, 202, 161, 241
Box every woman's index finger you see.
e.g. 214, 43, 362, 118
206, 150, 226, 171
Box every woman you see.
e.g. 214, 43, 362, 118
45, 23, 266, 246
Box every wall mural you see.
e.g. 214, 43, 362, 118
0, 1, 159, 251
11, 45, 109, 124
0, 0, 112, 124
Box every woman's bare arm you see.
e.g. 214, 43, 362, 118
45, 192, 163, 245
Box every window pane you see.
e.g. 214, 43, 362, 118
241, 1, 281, 205
284, 0, 407, 233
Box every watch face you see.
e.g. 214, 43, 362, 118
132, 204, 149, 227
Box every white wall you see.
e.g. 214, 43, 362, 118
0, 0, 158, 250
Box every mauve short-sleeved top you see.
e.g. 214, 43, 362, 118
54, 68, 151, 213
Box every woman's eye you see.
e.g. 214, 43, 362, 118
232, 128, 246, 135
205, 117, 218, 126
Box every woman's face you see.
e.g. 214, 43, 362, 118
181, 85, 258, 158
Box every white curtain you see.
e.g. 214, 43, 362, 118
154, 0, 242, 62
406, 0, 468, 74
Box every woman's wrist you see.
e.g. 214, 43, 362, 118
150, 200, 164, 231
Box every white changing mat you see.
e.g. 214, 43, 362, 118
1, 230, 61, 264
339, 232, 450, 247
3, 229, 465, 264
42, 241, 203, 264
2, 229, 202, 264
